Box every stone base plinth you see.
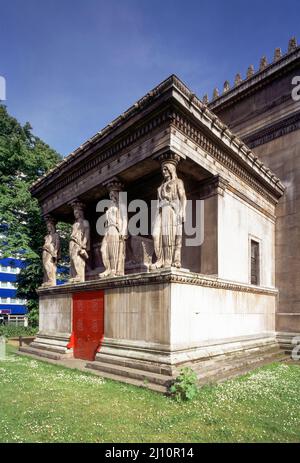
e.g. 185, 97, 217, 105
276, 331, 300, 353
87, 334, 287, 389
24, 269, 284, 391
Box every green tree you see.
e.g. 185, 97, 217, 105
0, 105, 69, 325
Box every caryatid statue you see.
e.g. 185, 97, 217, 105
151, 153, 187, 269
99, 179, 128, 278
69, 200, 90, 283
42, 215, 60, 287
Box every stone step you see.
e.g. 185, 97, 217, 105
88, 344, 287, 392
183, 344, 284, 373
179, 346, 286, 375
195, 352, 288, 384
86, 360, 173, 387
87, 349, 288, 392
17, 348, 167, 393
198, 354, 289, 385
30, 341, 68, 355
277, 343, 295, 355
17, 345, 289, 394
19, 346, 62, 361
174, 343, 279, 370
202, 349, 285, 372
95, 353, 171, 375
195, 353, 284, 376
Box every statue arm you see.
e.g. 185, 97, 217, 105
178, 180, 187, 222
43, 236, 55, 257
55, 234, 61, 260
156, 186, 162, 213
82, 221, 90, 251
119, 202, 128, 238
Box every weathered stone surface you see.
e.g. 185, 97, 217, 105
39, 293, 72, 335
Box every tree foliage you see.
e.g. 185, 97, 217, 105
0, 105, 69, 325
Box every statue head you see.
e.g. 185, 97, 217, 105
74, 206, 84, 220
71, 201, 85, 220
109, 190, 119, 205
45, 215, 56, 234
161, 162, 177, 181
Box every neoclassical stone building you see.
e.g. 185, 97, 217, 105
21, 38, 300, 392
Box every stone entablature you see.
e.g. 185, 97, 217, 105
169, 111, 284, 205
37, 268, 278, 297
170, 127, 277, 219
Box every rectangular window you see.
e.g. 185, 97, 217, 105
251, 240, 260, 285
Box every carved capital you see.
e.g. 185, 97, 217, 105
103, 176, 124, 192
154, 150, 182, 167
69, 199, 85, 211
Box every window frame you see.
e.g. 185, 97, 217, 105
248, 235, 262, 286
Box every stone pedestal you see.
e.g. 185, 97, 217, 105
21, 269, 285, 390
29, 293, 73, 358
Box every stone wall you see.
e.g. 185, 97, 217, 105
218, 190, 275, 285
254, 131, 300, 334
39, 293, 72, 336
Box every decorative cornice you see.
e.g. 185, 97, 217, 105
37, 269, 278, 296
166, 82, 284, 196
244, 111, 300, 149
171, 110, 283, 204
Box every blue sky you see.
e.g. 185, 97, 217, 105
1, 0, 299, 156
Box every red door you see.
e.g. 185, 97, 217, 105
73, 291, 104, 361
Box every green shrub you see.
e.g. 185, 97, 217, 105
27, 302, 39, 327
170, 367, 199, 402
0, 325, 38, 338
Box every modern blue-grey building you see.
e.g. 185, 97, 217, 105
0, 257, 28, 325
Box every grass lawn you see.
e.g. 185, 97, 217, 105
0, 344, 300, 443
